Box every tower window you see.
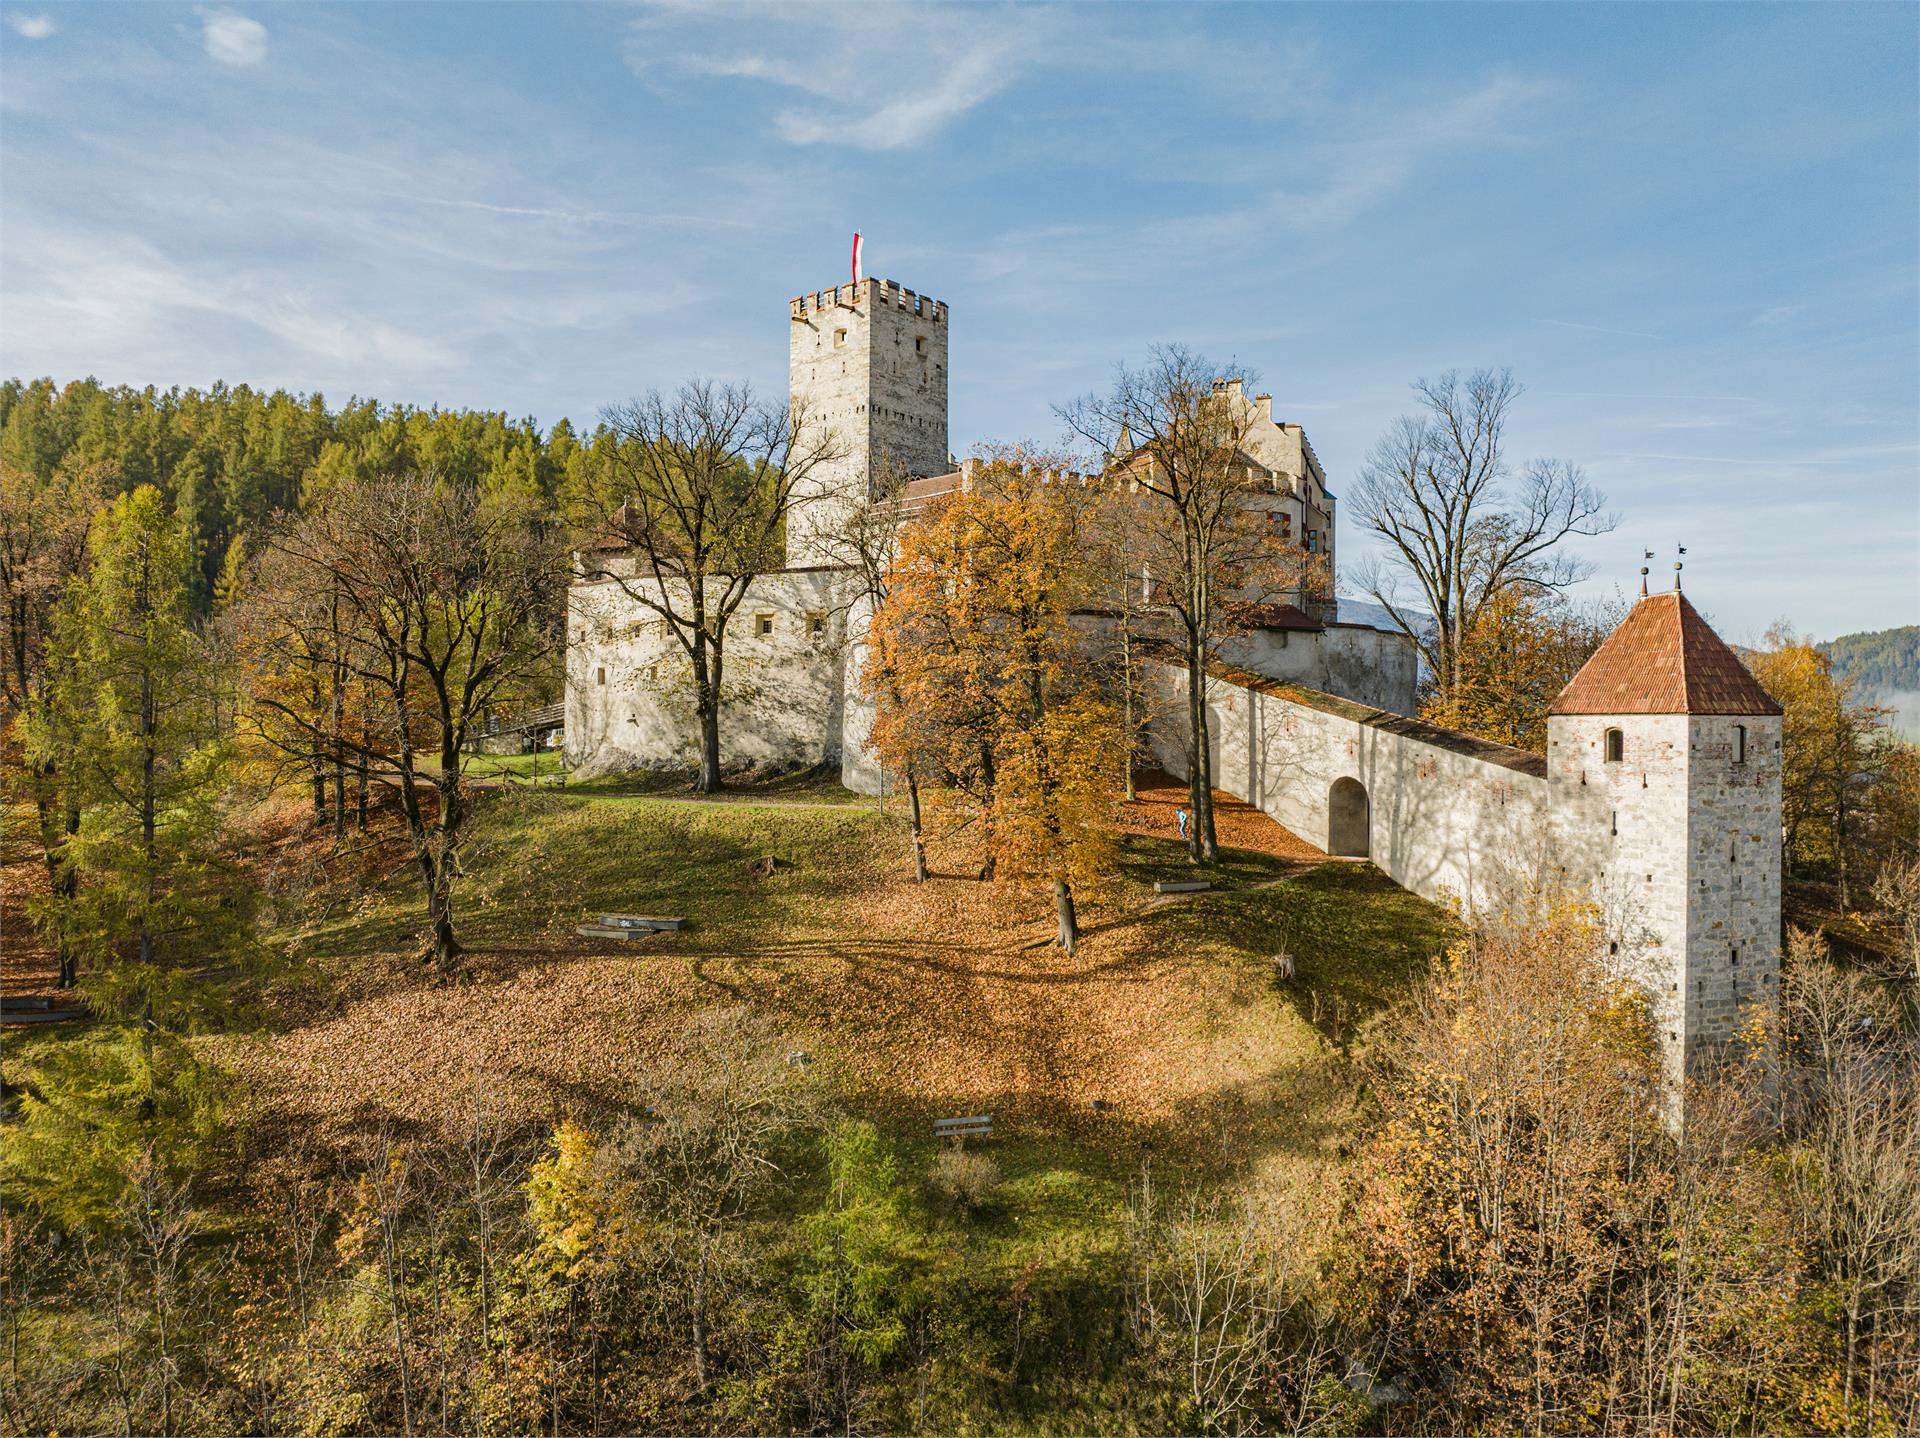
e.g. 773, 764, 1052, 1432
756, 613, 774, 637
834, 328, 848, 347
915, 335, 926, 354
596, 667, 606, 686
808, 613, 826, 639
1604, 727, 1624, 763
1732, 724, 1747, 764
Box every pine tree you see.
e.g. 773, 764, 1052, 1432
36, 485, 251, 1025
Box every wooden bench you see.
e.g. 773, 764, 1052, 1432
933, 1115, 994, 1144
577, 912, 688, 940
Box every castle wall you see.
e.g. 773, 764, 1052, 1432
1153, 662, 1785, 1089
1219, 623, 1418, 716
565, 566, 856, 777
1145, 661, 1551, 913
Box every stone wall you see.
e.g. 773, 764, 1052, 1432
1219, 623, 1418, 716
565, 564, 857, 777
1146, 660, 1551, 913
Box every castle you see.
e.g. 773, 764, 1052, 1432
565, 273, 1783, 1079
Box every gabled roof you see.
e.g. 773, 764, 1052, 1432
1548, 590, 1781, 716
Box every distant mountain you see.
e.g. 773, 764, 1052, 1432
1825, 625, 1920, 740
1825, 625, 1920, 694
1336, 596, 1433, 639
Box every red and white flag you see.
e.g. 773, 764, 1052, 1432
851, 231, 864, 284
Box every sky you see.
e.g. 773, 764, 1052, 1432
2, 1, 1915, 642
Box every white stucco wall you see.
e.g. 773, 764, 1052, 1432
566, 565, 858, 777
1146, 660, 1550, 914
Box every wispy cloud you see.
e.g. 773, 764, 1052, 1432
645, 5, 1043, 151
8, 14, 56, 40
198, 9, 268, 67
1544, 318, 1664, 341
1751, 303, 1805, 326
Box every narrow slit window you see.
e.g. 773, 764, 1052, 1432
1604, 727, 1624, 763
596, 667, 606, 685
1733, 724, 1747, 764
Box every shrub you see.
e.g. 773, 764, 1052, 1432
928, 1147, 1000, 1215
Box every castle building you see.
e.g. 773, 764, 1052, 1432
566, 274, 1413, 785
564, 270, 1784, 1079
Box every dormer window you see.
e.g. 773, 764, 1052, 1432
1604, 728, 1624, 763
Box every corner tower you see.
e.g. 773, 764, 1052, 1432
1546, 587, 1783, 1085
787, 278, 950, 565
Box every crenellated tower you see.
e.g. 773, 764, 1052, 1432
786, 278, 950, 566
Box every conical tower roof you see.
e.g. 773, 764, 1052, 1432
1549, 590, 1781, 716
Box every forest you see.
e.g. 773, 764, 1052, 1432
2, 371, 1917, 1435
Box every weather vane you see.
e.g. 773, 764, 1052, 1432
1674, 544, 1686, 592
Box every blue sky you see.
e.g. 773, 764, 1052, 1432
3, 1, 1915, 641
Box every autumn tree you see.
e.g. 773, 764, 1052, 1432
32, 486, 250, 1020
246, 472, 564, 967
1352, 368, 1614, 716
0, 459, 104, 984
575, 382, 839, 792
1418, 588, 1623, 753
1749, 625, 1897, 906
1061, 350, 1321, 863
822, 451, 934, 877
866, 454, 1121, 950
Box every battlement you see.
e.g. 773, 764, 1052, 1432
790, 278, 947, 323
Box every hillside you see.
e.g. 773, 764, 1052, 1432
210, 775, 1447, 1183
1826, 624, 1920, 694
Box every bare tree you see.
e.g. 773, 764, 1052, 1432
1061, 349, 1311, 863
1352, 369, 1614, 711
602, 1006, 821, 1394
578, 381, 840, 793
246, 473, 564, 968
1775, 933, 1920, 1430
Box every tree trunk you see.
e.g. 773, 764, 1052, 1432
356, 711, 370, 831
1055, 879, 1078, 954
1183, 634, 1218, 863
906, 772, 929, 883
697, 702, 723, 794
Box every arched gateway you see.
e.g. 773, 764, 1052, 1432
1328, 776, 1370, 858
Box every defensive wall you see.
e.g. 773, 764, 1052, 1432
1144, 661, 1550, 913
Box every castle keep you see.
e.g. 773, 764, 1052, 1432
565, 271, 1784, 1078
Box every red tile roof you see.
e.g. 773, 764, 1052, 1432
1548, 590, 1781, 716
